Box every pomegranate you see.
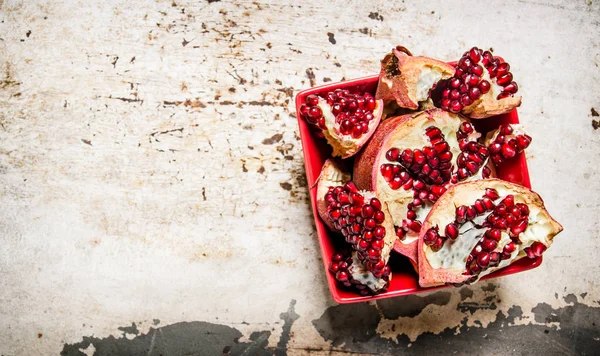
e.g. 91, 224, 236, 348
485, 124, 532, 165
418, 179, 563, 287
299, 89, 384, 158
430, 47, 522, 118
376, 46, 455, 111
329, 250, 390, 295
316, 160, 395, 290
353, 109, 494, 263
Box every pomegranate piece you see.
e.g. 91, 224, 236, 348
299, 89, 383, 158
430, 47, 522, 119
329, 250, 390, 296
353, 109, 494, 263
418, 179, 563, 288
316, 160, 395, 294
376, 46, 455, 111
484, 124, 532, 166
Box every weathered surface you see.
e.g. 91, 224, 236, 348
0, 0, 599, 355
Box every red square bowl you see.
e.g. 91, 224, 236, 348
295, 74, 540, 304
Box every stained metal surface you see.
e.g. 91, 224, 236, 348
0, 0, 599, 355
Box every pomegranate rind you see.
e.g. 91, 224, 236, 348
319, 98, 384, 159
418, 178, 563, 288
376, 48, 455, 110
354, 109, 476, 263
462, 95, 522, 119
316, 159, 351, 231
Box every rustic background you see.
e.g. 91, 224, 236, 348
1, 0, 599, 355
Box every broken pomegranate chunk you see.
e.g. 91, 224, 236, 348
418, 179, 563, 287
316, 160, 394, 294
299, 89, 383, 158
430, 47, 522, 118
376, 46, 455, 110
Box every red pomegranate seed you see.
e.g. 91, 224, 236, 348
497, 73, 513, 86
424, 229, 439, 245
386, 148, 400, 161
510, 219, 528, 236
484, 188, 500, 200
469, 47, 481, 63
485, 228, 502, 241
445, 223, 459, 240
496, 62, 510, 77
477, 253, 490, 268
482, 238, 498, 252
530, 241, 547, 257
479, 80, 491, 94
450, 100, 462, 112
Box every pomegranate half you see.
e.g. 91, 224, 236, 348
418, 179, 563, 288
353, 109, 493, 263
299, 89, 384, 158
376, 46, 455, 111
316, 160, 394, 294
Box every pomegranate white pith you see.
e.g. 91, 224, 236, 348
300, 90, 383, 158
316, 160, 393, 294
418, 179, 563, 287
376, 46, 455, 110
354, 109, 494, 262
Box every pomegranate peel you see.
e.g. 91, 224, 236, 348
376, 46, 455, 111
354, 109, 494, 263
417, 179, 563, 288
300, 90, 384, 158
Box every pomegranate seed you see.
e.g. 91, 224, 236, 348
424, 229, 439, 245
503, 242, 516, 254
450, 90, 460, 100
479, 80, 491, 94
468, 87, 482, 100
496, 62, 510, 77
336, 271, 349, 282
456, 206, 468, 223
503, 195, 515, 207
460, 122, 474, 134
484, 188, 500, 200
482, 238, 498, 252
363, 231, 373, 241
386, 148, 400, 161
450, 100, 462, 112
516, 135, 532, 150
408, 220, 422, 232
373, 226, 386, 239
359, 240, 369, 249
511, 219, 528, 236
471, 64, 484, 76
461, 95, 473, 106
431, 237, 444, 251
372, 239, 384, 250
486, 228, 502, 241
469, 47, 481, 62
504, 82, 518, 94
450, 78, 461, 88
477, 253, 490, 268
517, 203, 530, 216
445, 223, 459, 240
530, 242, 547, 257
362, 205, 374, 218
497, 73, 513, 86
370, 198, 382, 210
306, 94, 319, 106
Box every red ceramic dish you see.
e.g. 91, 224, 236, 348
295, 74, 538, 304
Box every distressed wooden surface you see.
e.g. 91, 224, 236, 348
1, 0, 599, 355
